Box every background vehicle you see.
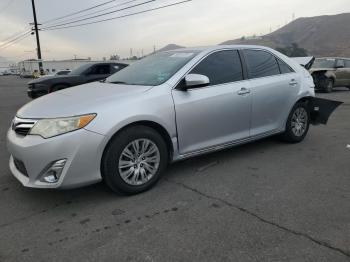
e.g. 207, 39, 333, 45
54, 70, 71, 76
37, 70, 72, 78
27, 62, 128, 98
310, 57, 350, 92
292, 56, 315, 70
20, 71, 34, 78
7, 46, 339, 195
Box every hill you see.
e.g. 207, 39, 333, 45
221, 13, 350, 57
157, 44, 185, 52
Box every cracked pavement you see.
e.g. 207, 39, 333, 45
0, 76, 349, 261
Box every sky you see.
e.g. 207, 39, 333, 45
0, 0, 349, 63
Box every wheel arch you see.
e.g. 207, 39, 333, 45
101, 120, 174, 173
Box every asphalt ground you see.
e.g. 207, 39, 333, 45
0, 75, 349, 262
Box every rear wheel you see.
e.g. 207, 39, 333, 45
102, 125, 168, 195
280, 102, 310, 143
324, 78, 334, 93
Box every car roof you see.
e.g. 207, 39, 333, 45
89, 62, 129, 66
163, 45, 276, 53
316, 57, 350, 60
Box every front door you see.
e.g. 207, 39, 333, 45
172, 50, 251, 155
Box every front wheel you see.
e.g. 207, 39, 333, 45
102, 126, 168, 195
280, 102, 310, 143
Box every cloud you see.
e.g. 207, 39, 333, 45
0, 0, 349, 60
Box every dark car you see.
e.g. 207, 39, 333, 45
54, 70, 71, 76
27, 62, 128, 98
310, 57, 350, 93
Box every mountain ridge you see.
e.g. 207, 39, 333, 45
159, 13, 350, 57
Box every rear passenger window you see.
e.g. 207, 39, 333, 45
190, 50, 243, 86
277, 59, 294, 74
243, 50, 280, 79
345, 60, 350, 68
336, 59, 345, 68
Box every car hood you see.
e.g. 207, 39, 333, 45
17, 82, 153, 118
28, 74, 80, 84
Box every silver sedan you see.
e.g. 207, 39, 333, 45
7, 45, 320, 194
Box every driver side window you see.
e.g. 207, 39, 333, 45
190, 50, 243, 86
88, 64, 111, 75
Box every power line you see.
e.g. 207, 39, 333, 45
0, 30, 31, 48
42, 0, 192, 31
41, 0, 118, 24
0, 27, 31, 44
0, 33, 31, 51
46, 0, 140, 26
42, 0, 156, 29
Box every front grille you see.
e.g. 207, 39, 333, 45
12, 117, 37, 136
13, 158, 29, 177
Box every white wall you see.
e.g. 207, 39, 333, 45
18, 60, 96, 74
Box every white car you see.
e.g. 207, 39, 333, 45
7, 45, 341, 194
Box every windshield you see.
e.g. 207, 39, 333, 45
69, 64, 92, 75
106, 51, 199, 86
312, 58, 336, 69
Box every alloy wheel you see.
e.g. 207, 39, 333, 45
291, 107, 308, 137
118, 139, 160, 186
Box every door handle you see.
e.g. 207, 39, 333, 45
237, 87, 251, 95
289, 79, 298, 86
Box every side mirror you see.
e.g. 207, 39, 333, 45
182, 74, 210, 90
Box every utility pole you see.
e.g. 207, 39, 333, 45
30, 0, 43, 75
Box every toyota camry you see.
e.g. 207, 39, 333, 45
7, 45, 339, 194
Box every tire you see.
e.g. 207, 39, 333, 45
102, 125, 168, 195
280, 102, 310, 143
324, 78, 334, 93
50, 84, 69, 93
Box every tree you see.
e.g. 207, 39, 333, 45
110, 54, 120, 60
276, 43, 308, 57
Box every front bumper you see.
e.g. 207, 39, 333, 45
7, 128, 106, 189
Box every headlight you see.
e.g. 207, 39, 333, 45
29, 114, 96, 138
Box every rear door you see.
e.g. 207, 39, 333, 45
345, 60, 350, 86
242, 49, 299, 136
336, 59, 350, 87
172, 50, 251, 155
334, 59, 347, 87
